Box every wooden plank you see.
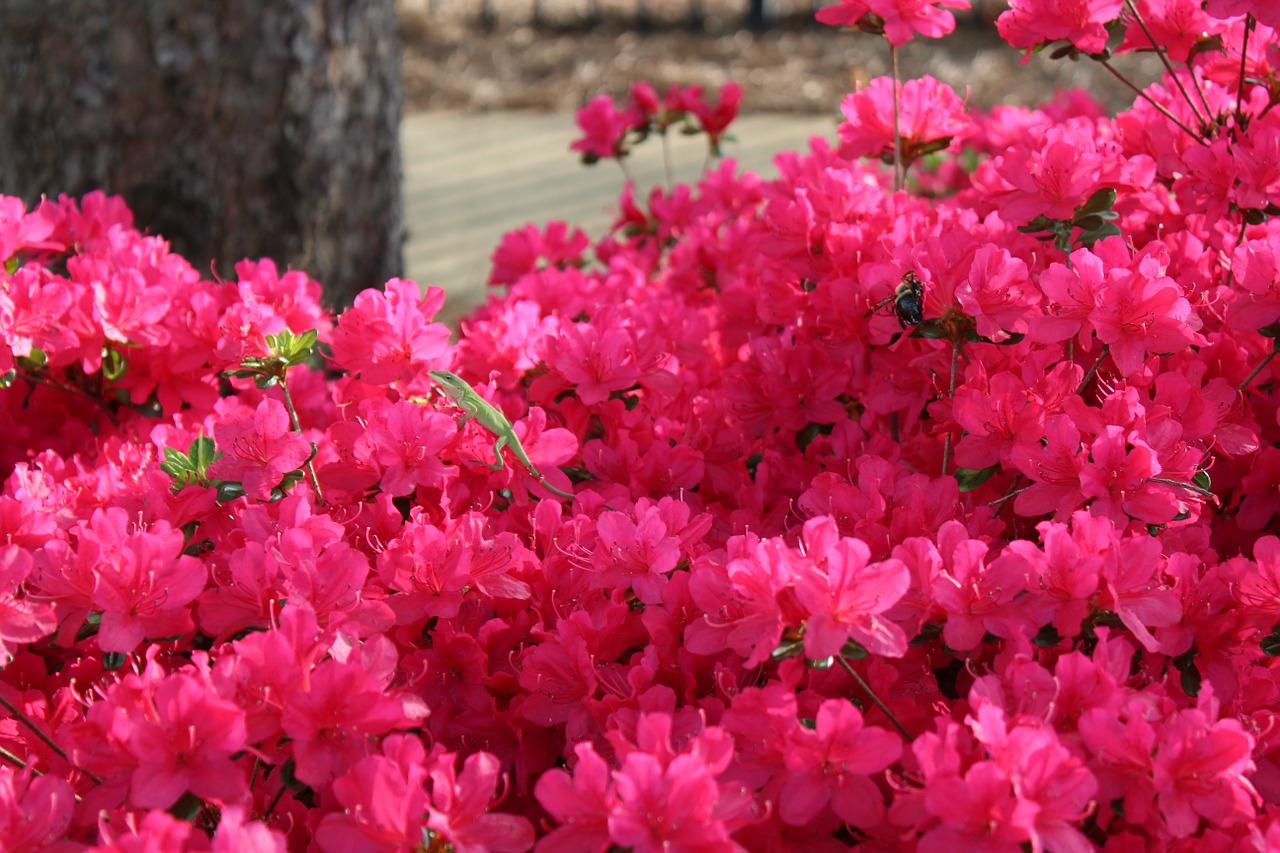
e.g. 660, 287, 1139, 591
401, 111, 836, 325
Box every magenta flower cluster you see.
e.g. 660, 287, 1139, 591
4, 0, 1280, 850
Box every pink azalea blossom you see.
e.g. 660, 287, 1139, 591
779, 698, 902, 827
208, 398, 314, 501
998, 0, 1124, 54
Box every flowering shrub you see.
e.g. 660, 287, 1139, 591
5, 1, 1280, 849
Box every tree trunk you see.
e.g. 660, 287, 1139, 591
0, 0, 402, 309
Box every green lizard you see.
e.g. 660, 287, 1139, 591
427, 370, 577, 502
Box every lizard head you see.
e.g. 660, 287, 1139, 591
427, 370, 468, 401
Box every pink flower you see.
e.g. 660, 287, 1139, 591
793, 517, 910, 659
359, 401, 456, 496
317, 735, 431, 853
281, 657, 423, 786
997, 0, 1123, 54
779, 698, 902, 827
1092, 252, 1202, 377
328, 278, 450, 387
1151, 698, 1258, 837
0, 767, 76, 853
839, 76, 974, 168
691, 83, 742, 150
86, 510, 207, 653
209, 398, 314, 500
1118, 0, 1224, 62
534, 742, 614, 853
920, 761, 1026, 851
125, 672, 248, 809
816, 0, 873, 27
0, 545, 56, 658
607, 751, 737, 852
873, 0, 972, 45
571, 95, 632, 161
211, 806, 287, 853
425, 750, 535, 853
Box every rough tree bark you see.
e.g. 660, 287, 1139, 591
0, 0, 402, 308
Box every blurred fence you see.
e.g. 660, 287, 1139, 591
420, 0, 1006, 31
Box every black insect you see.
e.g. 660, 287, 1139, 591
867, 272, 925, 328
892, 272, 925, 327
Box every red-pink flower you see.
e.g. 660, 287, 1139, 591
874, 0, 972, 45
692, 83, 742, 151
1118, 0, 1224, 62
1151, 698, 1258, 837
0, 545, 56, 659
328, 278, 450, 387
779, 698, 902, 827
0, 767, 76, 853
997, 0, 1123, 54
125, 671, 248, 809
281, 657, 424, 786
534, 742, 615, 853
317, 735, 431, 853
425, 750, 535, 853
607, 750, 737, 852
87, 512, 207, 653
793, 517, 910, 659
1092, 252, 1202, 376
839, 76, 974, 167
571, 95, 632, 161
209, 398, 314, 501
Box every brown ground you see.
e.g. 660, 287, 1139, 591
399, 0, 1164, 115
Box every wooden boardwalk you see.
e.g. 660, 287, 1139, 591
401, 110, 836, 327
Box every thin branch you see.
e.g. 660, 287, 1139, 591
1123, 0, 1205, 126
0, 692, 103, 784
941, 340, 961, 476
1237, 347, 1276, 393
1099, 59, 1202, 141
661, 132, 674, 190
989, 485, 1031, 511
890, 43, 904, 193
1076, 345, 1110, 396
837, 654, 912, 741
1236, 14, 1253, 127
1147, 476, 1216, 500
278, 382, 326, 506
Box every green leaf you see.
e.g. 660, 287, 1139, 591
839, 639, 869, 660
1261, 624, 1280, 657
1076, 188, 1117, 218
189, 436, 217, 470
167, 791, 204, 821
770, 637, 805, 662
17, 347, 46, 371
278, 757, 309, 792
215, 481, 246, 503
3, 255, 19, 275
102, 346, 128, 382
0, 370, 14, 389
954, 465, 999, 492
1032, 623, 1062, 647
103, 651, 127, 670
1193, 469, 1212, 491
910, 623, 942, 646
1172, 648, 1201, 697
806, 656, 834, 669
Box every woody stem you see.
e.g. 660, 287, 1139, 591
890, 42, 904, 193
278, 382, 326, 505
837, 654, 912, 740
1099, 60, 1202, 141
0, 692, 103, 784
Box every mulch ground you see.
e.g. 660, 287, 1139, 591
399, 0, 1164, 114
